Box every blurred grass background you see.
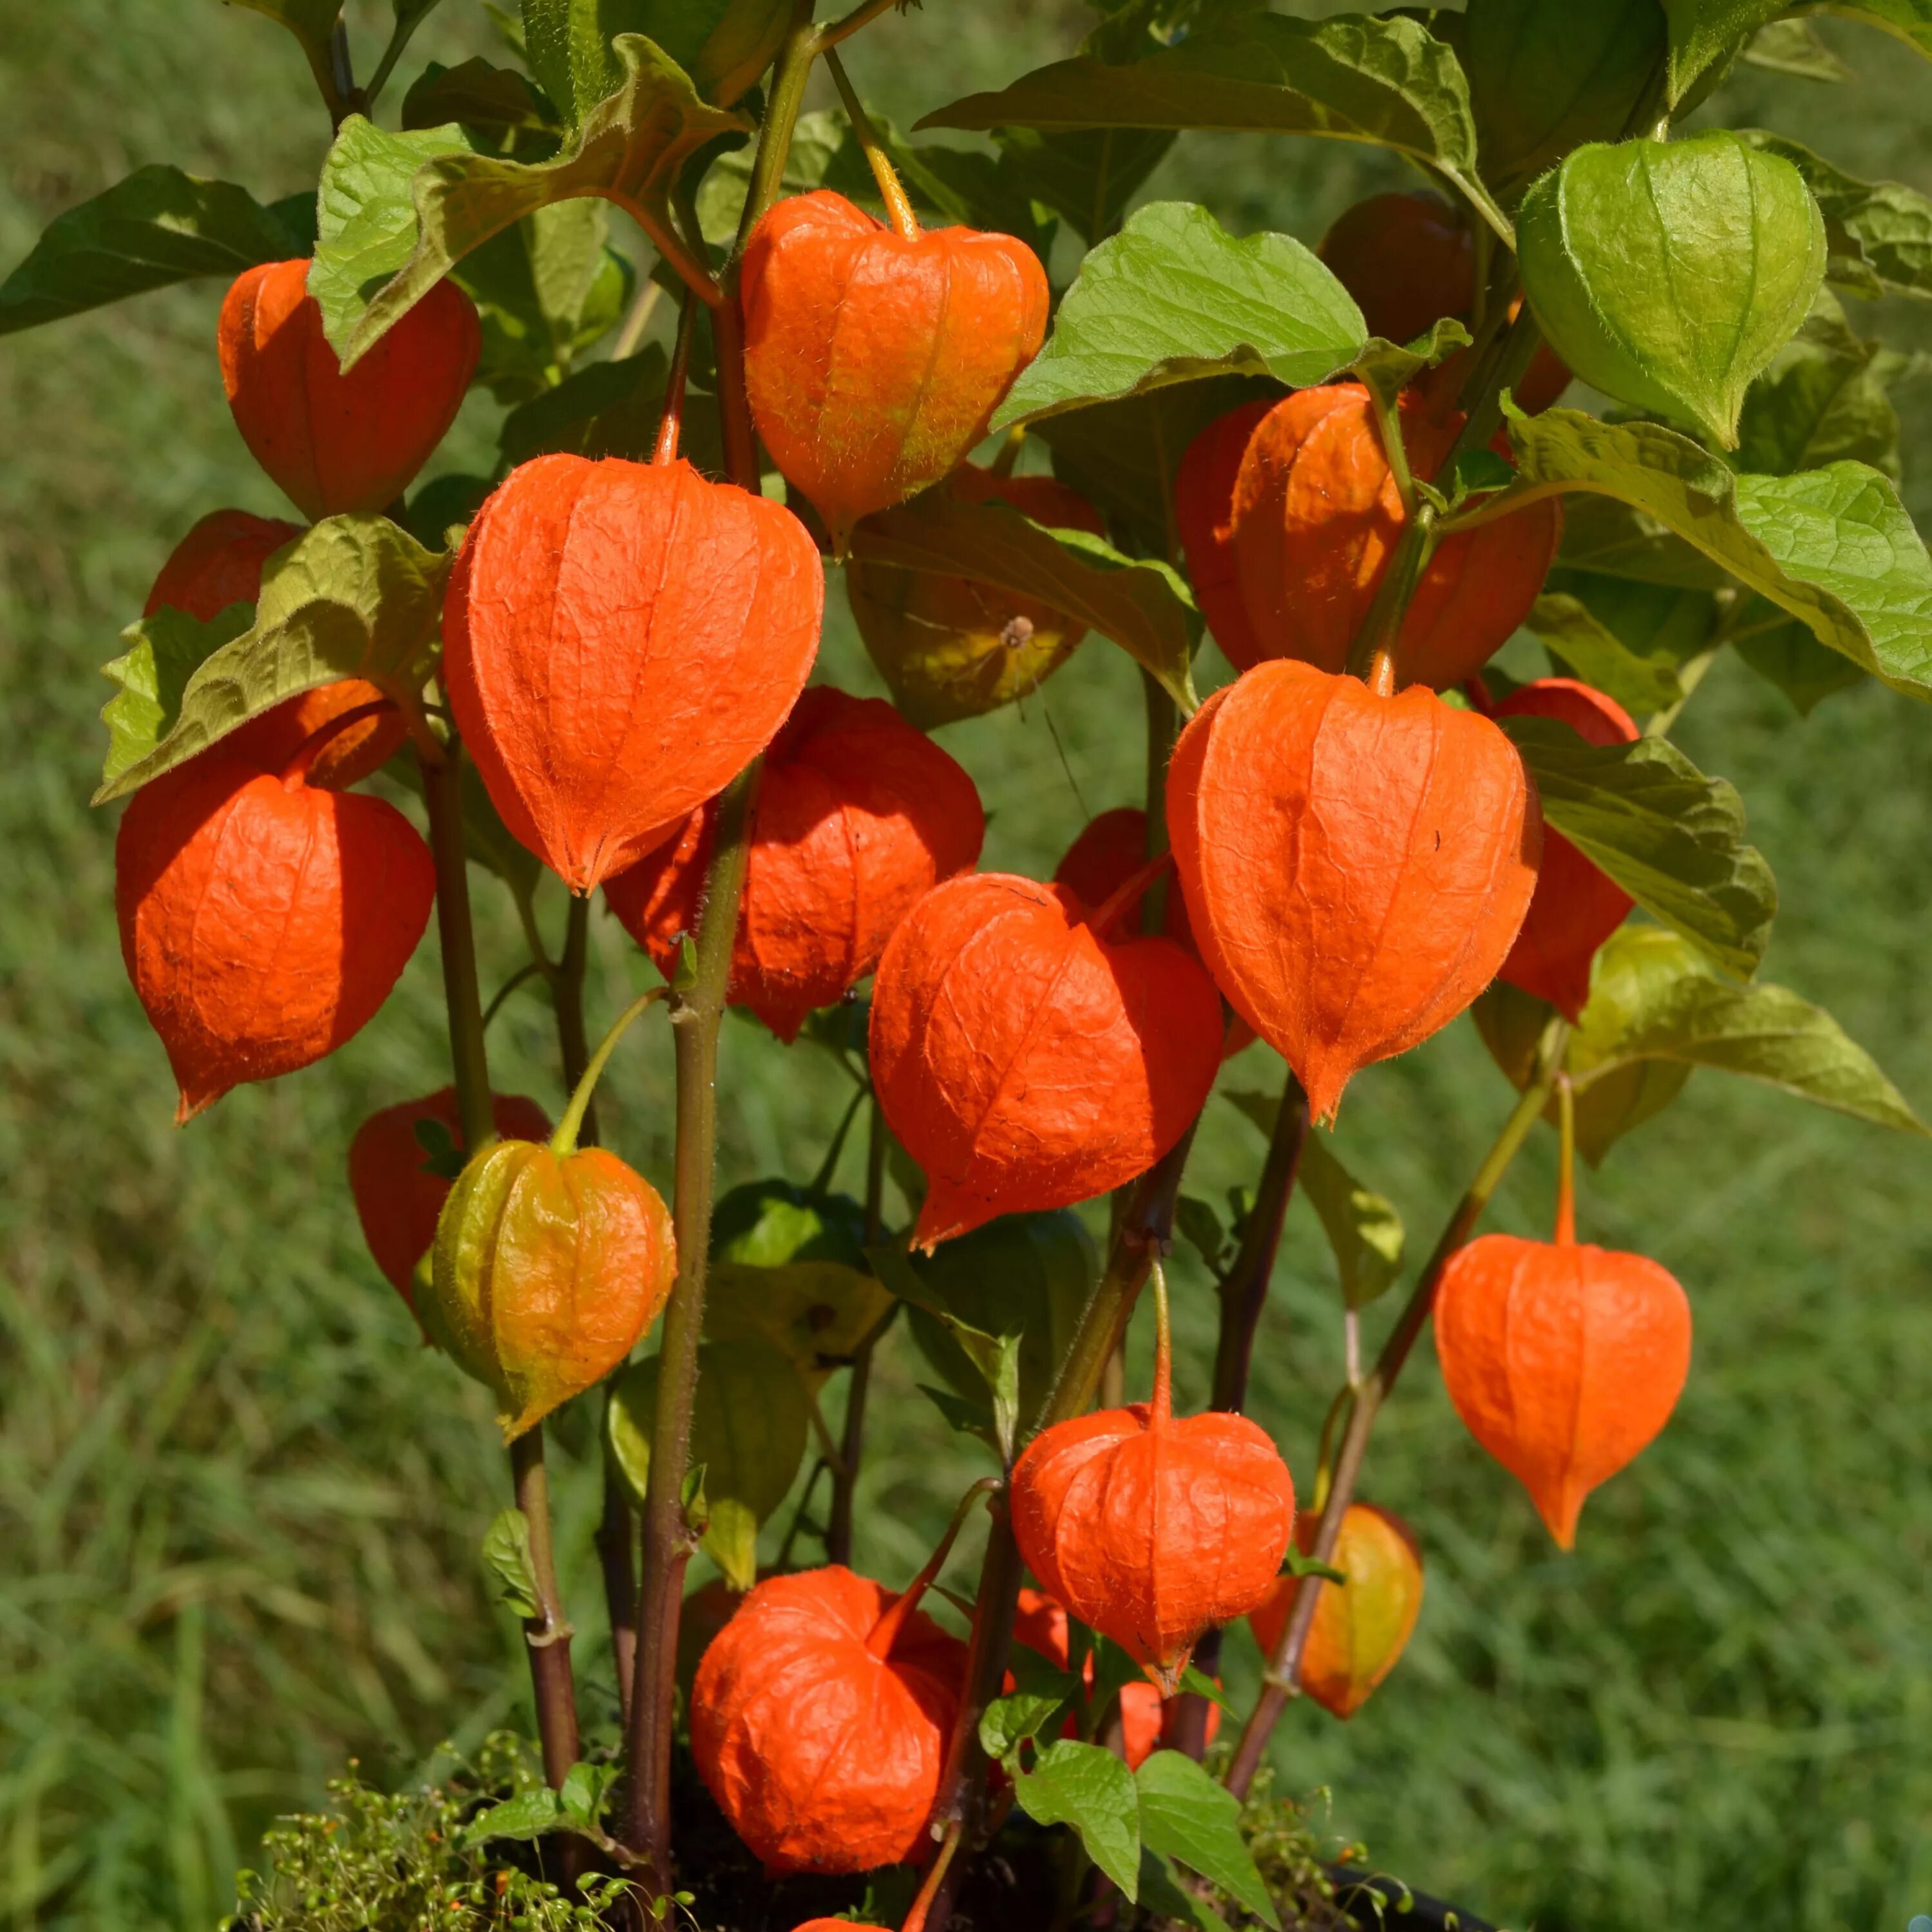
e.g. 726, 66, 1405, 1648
2, 3, 1929, 1929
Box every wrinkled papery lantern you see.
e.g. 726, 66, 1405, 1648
218, 259, 480, 520
1493, 677, 1639, 1018
1434, 1171, 1691, 1548
1174, 401, 1274, 670
605, 685, 984, 1039
847, 464, 1107, 725
444, 451, 823, 893
347, 1088, 553, 1311
869, 871, 1224, 1247
1247, 1502, 1425, 1720
1227, 384, 1562, 689
1010, 1293, 1294, 1694
116, 743, 435, 1123
1318, 192, 1572, 414
1168, 659, 1541, 1123
146, 509, 408, 789
426, 1120, 676, 1441
1054, 807, 1193, 951
741, 191, 1049, 547
1012, 1586, 1214, 1768
691, 1562, 969, 1875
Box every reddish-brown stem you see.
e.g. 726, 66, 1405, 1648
866, 1478, 998, 1658
1224, 1022, 1568, 1799
1147, 1258, 1173, 1427
653, 294, 698, 467
1088, 848, 1177, 940
511, 1428, 583, 1793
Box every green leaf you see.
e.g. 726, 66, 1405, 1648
904, 1211, 1096, 1435
980, 1692, 1071, 1763
0, 166, 306, 335
994, 126, 1173, 246
93, 516, 448, 804
1135, 1749, 1279, 1927
1502, 717, 1776, 979
1553, 493, 1732, 591
311, 118, 479, 351
1499, 406, 1932, 703
1350, 317, 1472, 422
223, 0, 347, 108
870, 1244, 1024, 1460
994, 203, 1361, 431
455, 199, 632, 402
482, 1508, 543, 1620
402, 59, 562, 150
1032, 374, 1278, 558
500, 345, 669, 465
1293, 1132, 1405, 1311
919, 15, 1488, 212
916, 1382, 1001, 1450
556, 1760, 617, 1831
1283, 1546, 1348, 1585
1175, 1195, 1229, 1274
1525, 593, 1688, 715
1012, 1741, 1141, 1900
525, 0, 788, 118
1738, 130, 1932, 301
99, 603, 254, 790
1460, 0, 1666, 198
607, 1341, 810, 1589
1517, 131, 1826, 450
848, 488, 1198, 713
1730, 600, 1868, 715
1175, 1665, 1231, 1710
1740, 18, 1853, 79
1137, 1849, 1232, 1932
1569, 925, 1926, 1135
1735, 288, 1913, 480
1803, 0, 1932, 56
460, 1786, 564, 1848
1660, 0, 1786, 104
338, 35, 747, 367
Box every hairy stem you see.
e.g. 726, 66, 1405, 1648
554, 895, 596, 1143
622, 764, 759, 1882
1224, 1022, 1569, 1798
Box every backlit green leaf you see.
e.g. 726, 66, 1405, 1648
1518, 132, 1826, 450
481, 1507, 543, 1620
99, 603, 254, 790
1135, 1749, 1279, 1927
1740, 18, 1852, 79
1293, 1132, 1405, 1311
848, 485, 1198, 712
1739, 130, 1932, 300
1798, 0, 1932, 57
1525, 593, 1689, 716
1729, 599, 1868, 714
1501, 717, 1776, 978
995, 203, 1361, 430
1013, 1741, 1141, 1899
0, 167, 306, 334
980, 1692, 1071, 1764
93, 516, 448, 804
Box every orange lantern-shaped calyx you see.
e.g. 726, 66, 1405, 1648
1493, 677, 1639, 1018
605, 685, 985, 1040
1168, 659, 1540, 1123
116, 741, 435, 1123
218, 260, 480, 520
691, 1560, 969, 1874
347, 1087, 552, 1312
1434, 1158, 1691, 1548
1174, 399, 1274, 670
869, 870, 1224, 1247
1226, 384, 1562, 690
741, 190, 1049, 547
443, 451, 823, 894
1010, 1269, 1294, 1694
1248, 1503, 1425, 1720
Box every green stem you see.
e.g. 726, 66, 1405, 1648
736, 2, 821, 256
549, 987, 667, 1157
418, 742, 495, 1170
554, 895, 595, 1142
824, 46, 920, 238
1224, 1018, 1570, 1800
621, 762, 759, 1884
827, 1098, 891, 1566
1140, 671, 1179, 935
815, 0, 902, 52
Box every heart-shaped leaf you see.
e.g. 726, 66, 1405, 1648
1518, 131, 1826, 449
1739, 130, 1932, 300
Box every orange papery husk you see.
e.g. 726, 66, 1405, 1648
442, 451, 823, 894
115, 748, 435, 1122
690, 1565, 969, 1875
605, 685, 984, 1040
1247, 1502, 1425, 1720
1167, 659, 1542, 1123
1434, 1228, 1692, 1548
1227, 383, 1562, 689
1010, 1385, 1294, 1696
741, 190, 1049, 547
1494, 677, 1639, 1018
1174, 399, 1274, 670
348, 1088, 553, 1311
868, 873, 1225, 1247
218, 258, 479, 519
